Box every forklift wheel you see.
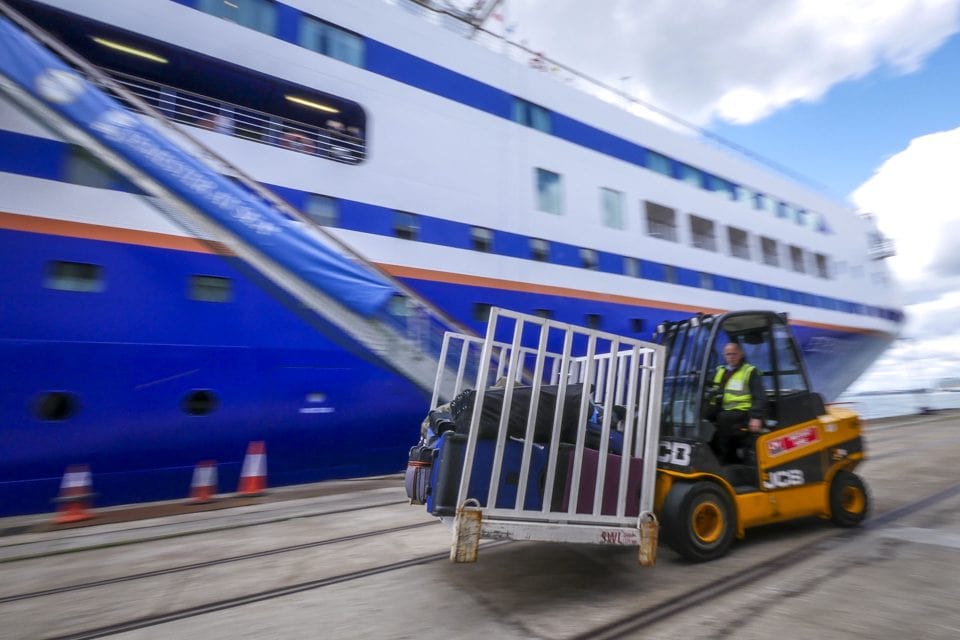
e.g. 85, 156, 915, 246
830, 470, 869, 527
662, 481, 735, 562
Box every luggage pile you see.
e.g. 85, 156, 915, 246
404, 307, 666, 564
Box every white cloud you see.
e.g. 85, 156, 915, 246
491, 0, 960, 125
849, 127, 960, 390
852, 127, 960, 291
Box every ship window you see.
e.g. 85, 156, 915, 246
585, 313, 602, 329
729, 279, 742, 295
94, 63, 367, 166
305, 194, 339, 226
473, 302, 493, 322
678, 164, 703, 189
779, 202, 800, 223
630, 318, 646, 333
535, 168, 563, 214
535, 308, 554, 319
197, 0, 277, 35
728, 227, 750, 260
699, 272, 714, 290
760, 236, 779, 267
734, 185, 752, 203
299, 15, 365, 67
754, 193, 776, 215
530, 238, 550, 262
512, 98, 552, 133
45, 261, 104, 293
580, 248, 599, 270
183, 390, 218, 416
805, 210, 824, 232
624, 256, 639, 277
646, 150, 673, 177
600, 188, 625, 229
645, 201, 678, 242
708, 175, 738, 201
471, 227, 494, 252
64, 146, 136, 192
190, 275, 232, 302
35, 392, 78, 421
814, 253, 830, 278
393, 211, 420, 240
664, 264, 677, 284
789, 245, 805, 273
689, 215, 717, 252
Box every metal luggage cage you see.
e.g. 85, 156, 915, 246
440, 308, 665, 565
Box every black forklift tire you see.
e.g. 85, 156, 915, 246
661, 480, 735, 562
829, 470, 869, 527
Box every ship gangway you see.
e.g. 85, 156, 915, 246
0, 1, 469, 397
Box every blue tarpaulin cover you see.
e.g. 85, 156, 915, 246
0, 16, 398, 316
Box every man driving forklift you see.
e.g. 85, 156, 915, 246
709, 342, 767, 465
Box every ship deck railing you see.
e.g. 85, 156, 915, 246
102, 70, 366, 165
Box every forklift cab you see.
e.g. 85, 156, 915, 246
655, 310, 824, 447
652, 310, 868, 562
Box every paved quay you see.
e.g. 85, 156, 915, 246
2, 410, 959, 639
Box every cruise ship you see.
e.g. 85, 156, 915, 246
0, 0, 902, 517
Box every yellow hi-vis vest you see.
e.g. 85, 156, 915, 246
713, 364, 756, 412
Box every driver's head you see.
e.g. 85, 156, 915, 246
723, 342, 744, 369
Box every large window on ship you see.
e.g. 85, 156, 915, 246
24, 7, 369, 165
299, 15, 365, 67
196, 0, 277, 36
645, 201, 678, 242
512, 99, 552, 133
600, 187, 625, 229
535, 168, 564, 214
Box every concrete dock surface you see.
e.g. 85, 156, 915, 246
2, 410, 959, 639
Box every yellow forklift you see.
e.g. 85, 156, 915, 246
653, 311, 868, 561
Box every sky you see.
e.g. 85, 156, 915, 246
457, 0, 960, 392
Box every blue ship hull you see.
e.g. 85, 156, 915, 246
0, 223, 892, 516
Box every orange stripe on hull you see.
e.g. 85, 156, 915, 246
0, 210, 222, 254
379, 263, 718, 314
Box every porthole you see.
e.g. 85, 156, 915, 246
473, 302, 493, 322
34, 392, 78, 421
183, 389, 218, 416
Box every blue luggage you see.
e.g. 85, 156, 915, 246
427, 432, 549, 516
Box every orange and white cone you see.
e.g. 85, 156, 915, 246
238, 441, 267, 496
53, 464, 94, 524
189, 460, 218, 503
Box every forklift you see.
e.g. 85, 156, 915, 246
653, 310, 869, 561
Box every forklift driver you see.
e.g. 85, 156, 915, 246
709, 342, 767, 465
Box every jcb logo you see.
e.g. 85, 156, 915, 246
658, 441, 692, 466
763, 469, 805, 490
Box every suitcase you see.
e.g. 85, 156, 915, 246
404, 444, 436, 504
427, 432, 548, 517
555, 447, 645, 517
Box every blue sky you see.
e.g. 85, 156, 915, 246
711, 31, 960, 201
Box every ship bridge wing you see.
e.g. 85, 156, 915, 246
0, 2, 470, 396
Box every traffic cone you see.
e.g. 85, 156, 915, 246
189, 460, 218, 503
52, 464, 94, 524
237, 441, 267, 496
